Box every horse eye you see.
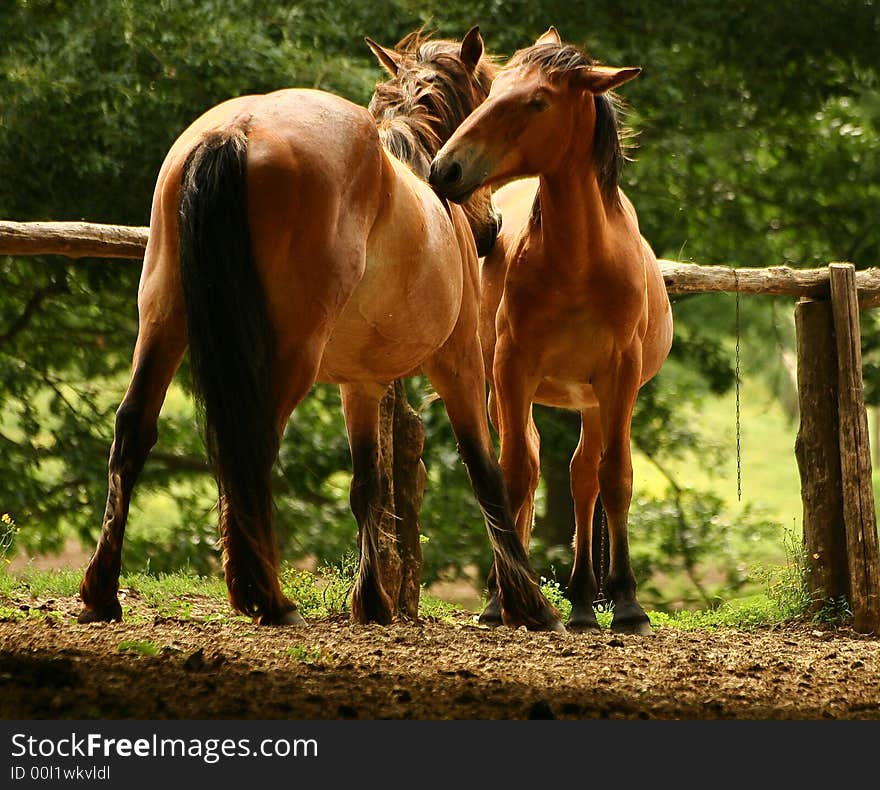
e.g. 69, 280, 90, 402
527, 94, 549, 110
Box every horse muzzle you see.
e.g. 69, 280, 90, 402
429, 156, 479, 204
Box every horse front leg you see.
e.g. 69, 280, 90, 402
79, 330, 184, 623
340, 383, 395, 625
595, 357, 652, 635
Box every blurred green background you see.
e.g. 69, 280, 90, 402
1, 0, 878, 610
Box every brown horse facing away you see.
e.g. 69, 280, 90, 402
431, 28, 673, 634
77, 27, 562, 632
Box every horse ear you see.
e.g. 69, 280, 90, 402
459, 25, 484, 72
575, 65, 641, 94
365, 36, 401, 76
535, 27, 561, 46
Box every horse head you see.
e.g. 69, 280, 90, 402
366, 26, 502, 256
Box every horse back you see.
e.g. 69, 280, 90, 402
154, 90, 392, 360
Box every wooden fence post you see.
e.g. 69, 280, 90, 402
391, 379, 426, 619
829, 263, 880, 633
375, 380, 425, 620
794, 298, 849, 609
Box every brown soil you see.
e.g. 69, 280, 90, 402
3, 589, 880, 721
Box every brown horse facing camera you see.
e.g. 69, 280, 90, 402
431, 28, 673, 634
77, 27, 562, 632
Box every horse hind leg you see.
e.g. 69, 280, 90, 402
479, 397, 540, 627
340, 383, 395, 625
477, 387, 503, 626
566, 407, 602, 633
79, 335, 183, 622
219, 498, 304, 627
595, 368, 652, 636
422, 348, 563, 632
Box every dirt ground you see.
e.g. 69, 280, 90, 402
2, 587, 880, 721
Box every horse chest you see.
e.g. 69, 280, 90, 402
505, 282, 629, 349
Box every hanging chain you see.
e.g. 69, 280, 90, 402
734, 270, 742, 502
594, 505, 608, 612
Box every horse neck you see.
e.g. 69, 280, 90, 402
534, 165, 617, 275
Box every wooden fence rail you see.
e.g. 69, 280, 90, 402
3, 219, 880, 304
3, 219, 880, 632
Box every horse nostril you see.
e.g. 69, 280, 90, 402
430, 159, 462, 190
445, 160, 462, 186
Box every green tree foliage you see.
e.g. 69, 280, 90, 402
1, 1, 877, 606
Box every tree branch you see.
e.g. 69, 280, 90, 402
0, 279, 68, 348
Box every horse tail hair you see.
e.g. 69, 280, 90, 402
178, 129, 283, 620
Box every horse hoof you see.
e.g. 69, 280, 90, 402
477, 610, 503, 628
567, 604, 601, 633
478, 594, 502, 627
545, 618, 567, 634
77, 600, 122, 623
567, 618, 601, 634
258, 608, 307, 627
278, 609, 307, 627
611, 617, 654, 636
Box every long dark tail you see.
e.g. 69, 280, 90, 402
178, 130, 283, 619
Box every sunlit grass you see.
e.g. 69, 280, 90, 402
0, 544, 823, 630
632, 378, 800, 569
10, 567, 82, 598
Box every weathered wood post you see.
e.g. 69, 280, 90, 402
829, 263, 880, 633
375, 385, 404, 610
794, 297, 849, 610
391, 379, 426, 619
376, 380, 425, 620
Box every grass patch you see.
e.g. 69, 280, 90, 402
121, 570, 228, 606
0, 605, 27, 622
540, 577, 572, 622
536, 530, 821, 632
281, 555, 355, 619
0, 537, 827, 632
117, 639, 161, 656
286, 644, 323, 664
419, 590, 462, 622
0, 572, 18, 599
13, 567, 82, 598
121, 570, 228, 618
648, 538, 814, 630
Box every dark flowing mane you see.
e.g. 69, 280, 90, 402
509, 42, 632, 206
368, 31, 497, 179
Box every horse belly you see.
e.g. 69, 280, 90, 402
318, 305, 441, 383
534, 378, 598, 410
320, 239, 463, 383
319, 162, 465, 383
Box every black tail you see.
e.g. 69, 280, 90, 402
178, 130, 285, 619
